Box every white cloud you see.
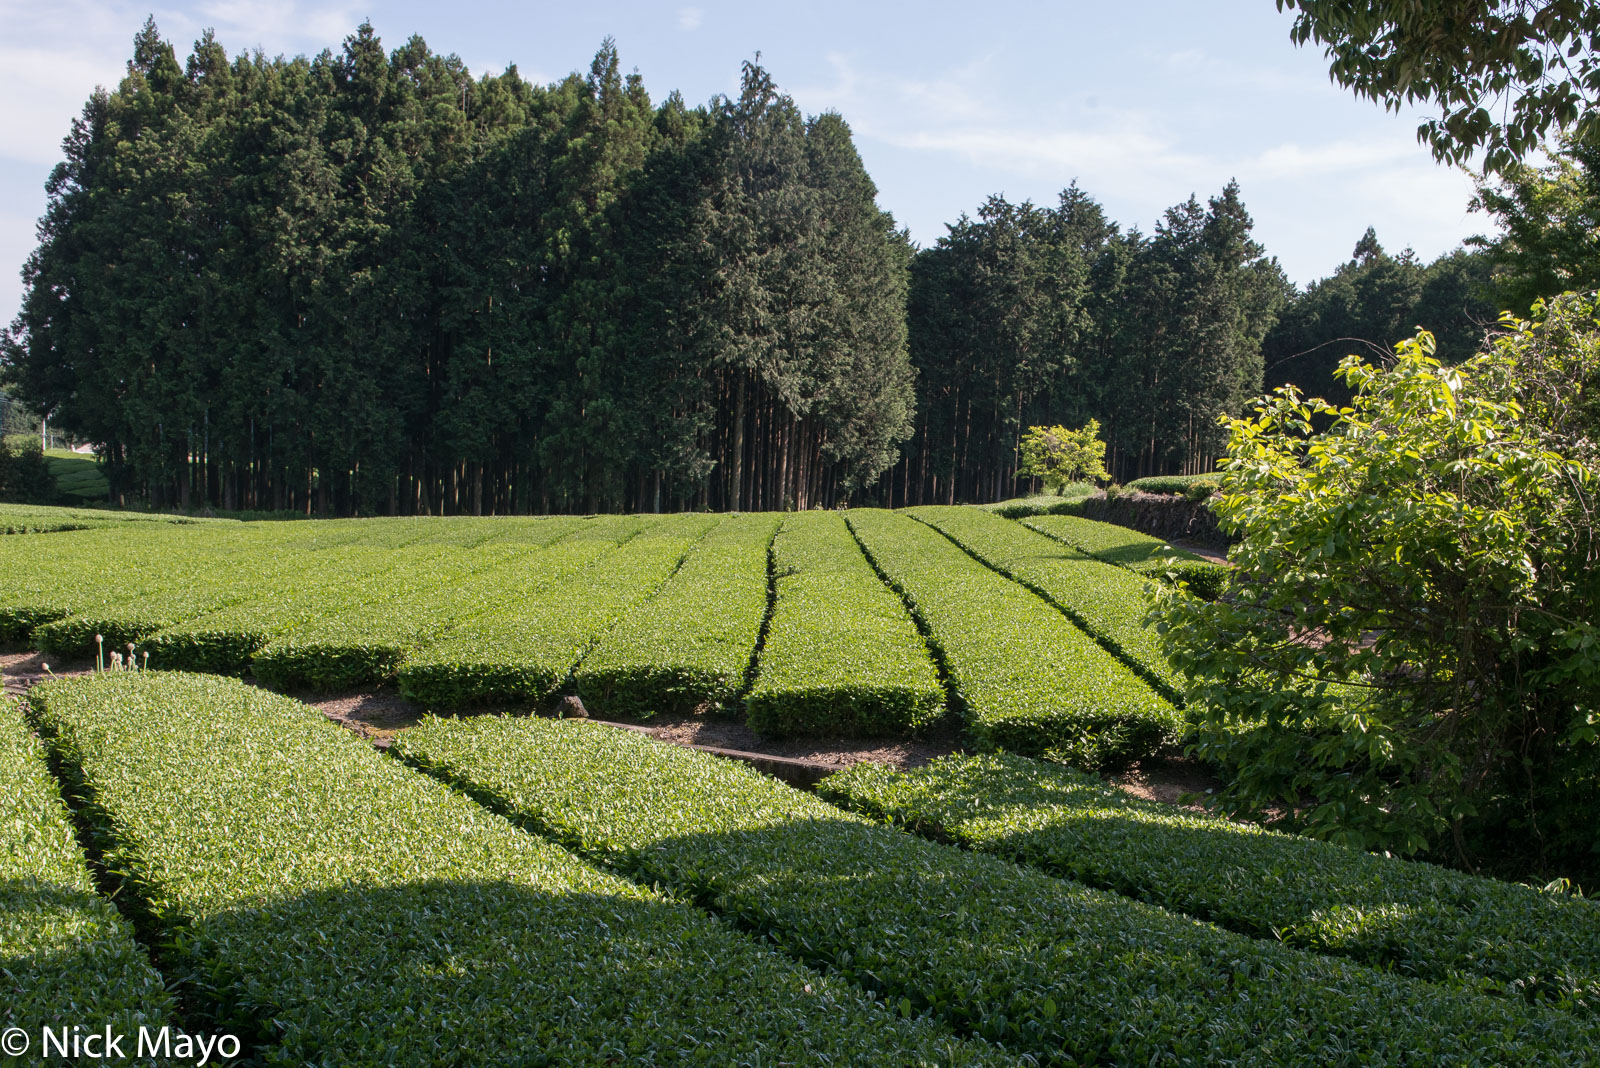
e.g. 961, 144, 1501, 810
677, 6, 702, 31
0, 0, 364, 166
790, 50, 1483, 283
797, 51, 997, 131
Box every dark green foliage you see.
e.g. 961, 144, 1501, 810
574, 514, 780, 718
396, 714, 1597, 1066
897, 182, 1286, 502
821, 752, 1600, 1014
1472, 135, 1600, 314
27, 672, 1006, 1067
1261, 230, 1496, 406
746, 512, 943, 738
1, 695, 172, 1045
1279, 1, 1600, 173
3, 25, 915, 516
0, 441, 57, 504
846, 509, 1178, 765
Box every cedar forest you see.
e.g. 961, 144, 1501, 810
1, 21, 1505, 516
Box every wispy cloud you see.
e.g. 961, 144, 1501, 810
789, 50, 1482, 282
0, 0, 363, 166
677, 7, 703, 31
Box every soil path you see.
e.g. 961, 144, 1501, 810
2, 651, 1220, 803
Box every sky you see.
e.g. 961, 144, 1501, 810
0, 0, 1494, 324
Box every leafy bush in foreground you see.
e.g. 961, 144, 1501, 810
396, 715, 1594, 1067
28, 673, 1006, 1068
847, 509, 1177, 765
575, 514, 781, 718
820, 752, 1600, 1014
1159, 303, 1600, 872
0, 696, 171, 1043
1021, 514, 1225, 598
907, 506, 1184, 699
746, 512, 944, 738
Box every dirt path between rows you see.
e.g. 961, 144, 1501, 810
3, 650, 1220, 804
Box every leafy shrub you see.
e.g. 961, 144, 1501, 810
398, 515, 717, 708
1022, 514, 1226, 599
0, 440, 58, 504
908, 506, 1183, 697
1016, 421, 1108, 491
28, 672, 1001, 1067
1126, 472, 1223, 495
1157, 299, 1600, 873
745, 512, 943, 738
820, 752, 1600, 1014
0, 696, 172, 1041
395, 714, 1594, 1066
846, 509, 1178, 766
575, 514, 780, 718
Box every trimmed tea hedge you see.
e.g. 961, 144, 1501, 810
846, 509, 1177, 765
1126, 472, 1222, 495
30, 536, 296, 659
142, 546, 412, 675
820, 752, 1600, 1014
909, 506, 1182, 696
979, 488, 1096, 519
254, 520, 621, 690
746, 512, 944, 738
0, 521, 370, 646
1021, 514, 1225, 598
0, 696, 171, 1041
575, 513, 781, 718
396, 715, 1593, 1067
0, 526, 215, 641
249, 544, 523, 690
399, 515, 718, 708
0, 501, 199, 534
255, 517, 645, 690
27, 673, 1009, 1068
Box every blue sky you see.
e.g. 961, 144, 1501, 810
0, 0, 1491, 323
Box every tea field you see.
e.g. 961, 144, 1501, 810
7, 506, 1598, 1065
8, 672, 1599, 1066
0, 504, 1215, 760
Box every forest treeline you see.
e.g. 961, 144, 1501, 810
1, 22, 1501, 515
